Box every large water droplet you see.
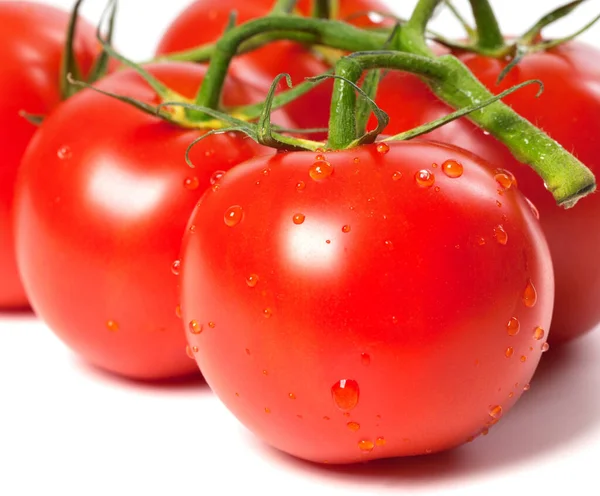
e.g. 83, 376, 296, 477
533, 326, 545, 340
342, 225, 351, 233
106, 320, 119, 332
523, 279, 537, 307
184, 176, 200, 190
494, 169, 517, 189
189, 320, 203, 335
246, 274, 259, 287
507, 317, 520, 336
224, 205, 244, 227
415, 169, 435, 188
375, 437, 386, 447
57, 146, 72, 160
392, 171, 402, 181
376, 142, 390, 155
505, 347, 514, 358
331, 379, 360, 411
489, 405, 503, 419
210, 170, 226, 185
347, 421, 361, 432
442, 159, 463, 178
171, 259, 181, 275
358, 439, 374, 452
494, 225, 508, 245
293, 213, 306, 225
309, 160, 333, 180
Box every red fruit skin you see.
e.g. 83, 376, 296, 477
180, 141, 553, 463
370, 41, 600, 344
13, 62, 281, 380
0, 2, 98, 309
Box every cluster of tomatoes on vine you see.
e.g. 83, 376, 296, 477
2, 0, 600, 464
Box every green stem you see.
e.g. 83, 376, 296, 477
396, 0, 442, 56
271, 0, 298, 14
194, 16, 388, 110
468, 0, 505, 51
327, 51, 595, 207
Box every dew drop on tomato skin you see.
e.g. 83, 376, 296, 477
525, 197, 540, 220
175, 305, 182, 319
210, 170, 226, 185
489, 405, 503, 419
184, 176, 200, 190
331, 379, 360, 411
293, 213, 306, 225
507, 317, 520, 336
475, 236, 486, 246
523, 279, 538, 308
376, 142, 390, 155
493, 225, 508, 245
289, 393, 296, 400
189, 320, 202, 335
375, 437, 386, 447
208, 321, 216, 329
384, 240, 394, 250
415, 169, 435, 188
361, 353, 371, 366
171, 259, 181, 276
185, 345, 194, 359
57, 146, 72, 160
347, 421, 361, 432
523, 384, 531, 391
315, 154, 326, 162
296, 181, 306, 191
505, 347, 514, 358
441, 159, 463, 178
392, 171, 402, 181
309, 160, 334, 181
542, 342, 550, 352
494, 169, 517, 189
342, 225, 351, 233
106, 320, 119, 332
224, 205, 244, 227
263, 308, 273, 318
358, 440, 374, 452
189, 224, 196, 233
264, 408, 271, 414
246, 274, 259, 288
533, 326, 545, 340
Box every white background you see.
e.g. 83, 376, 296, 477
2, 1, 600, 495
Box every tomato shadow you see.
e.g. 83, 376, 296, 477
73, 359, 211, 394
244, 332, 600, 486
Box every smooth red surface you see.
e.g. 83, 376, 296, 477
156, 0, 392, 132
13, 63, 275, 380
370, 42, 600, 344
180, 142, 553, 463
0, 2, 97, 309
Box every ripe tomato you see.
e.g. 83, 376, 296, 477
13, 62, 282, 380
180, 141, 553, 463
0, 2, 98, 309
156, 0, 392, 132
370, 41, 600, 344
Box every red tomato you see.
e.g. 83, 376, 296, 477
156, 0, 392, 132
13, 62, 282, 380
179, 141, 553, 463
369, 41, 600, 344
0, 2, 98, 309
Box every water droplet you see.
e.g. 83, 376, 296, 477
526, 197, 540, 220
189, 320, 203, 334
309, 160, 334, 180
358, 440, 374, 452
192, 346, 198, 353
57, 146, 72, 160
224, 205, 244, 227
296, 181, 306, 191
375, 437, 386, 447
523, 383, 531, 391
210, 170, 226, 185
508, 392, 514, 398
175, 305, 182, 319
481, 428, 489, 436
264, 407, 271, 414
505, 347, 514, 358
261, 168, 270, 176
489, 405, 503, 419
208, 321, 216, 328
441, 159, 463, 178
392, 316, 399, 324
533, 326, 545, 340
494, 169, 517, 189
496, 200, 502, 208
106, 320, 119, 332
494, 225, 508, 245
185, 345, 195, 359
246, 274, 259, 287
523, 279, 537, 308
415, 169, 435, 188
542, 342, 550, 352
392, 171, 403, 181
263, 308, 272, 318
347, 421, 361, 432
432, 163, 438, 168
342, 225, 351, 233
171, 259, 181, 275
434, 186, 441, 192
326, 239, 331, 244
520, 355, 527, 362
384, 240, 394, 250
262, 370, 268, 376
289, 393, 296, 400
376, 142, 390, 154
293, 213, 306, 225
315, 154, 326, 162
361, 353, 371, 366
475, 236, 486, 246
189, 224, 197, 233
184, 176, 200, 190
331, 379, 360, 411
353, 157, 360, 163
507, 317, 520, 336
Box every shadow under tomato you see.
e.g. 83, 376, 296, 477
74, 358, 211, 393
242, 329, 600, 485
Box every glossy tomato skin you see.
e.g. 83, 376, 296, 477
13, 62, 275, 380
0, 2, 97, 309
156, 0, 391, 132
180, 142, 553, 463
371, 42, 600, 344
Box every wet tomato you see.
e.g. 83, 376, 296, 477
156, 0, 392, 132
371, 41, 600, 344
13, 62, 281, 380
179, 141, 553, 463
0, 2, 98, 309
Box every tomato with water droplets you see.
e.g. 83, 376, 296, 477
180, 141, 553, 463
0, 2, 99, 309
13, 62, 284, 380
371, 41, 600, 344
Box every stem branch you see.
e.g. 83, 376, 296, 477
468, 0, 505, 51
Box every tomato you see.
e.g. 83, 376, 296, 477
369, 41, 600, 344
179, 141, 553, 463
0, 2, 98, 309
156, 0, 392, 132
13, 62, 284, 380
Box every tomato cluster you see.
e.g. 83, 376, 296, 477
1, 0, 598, 465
